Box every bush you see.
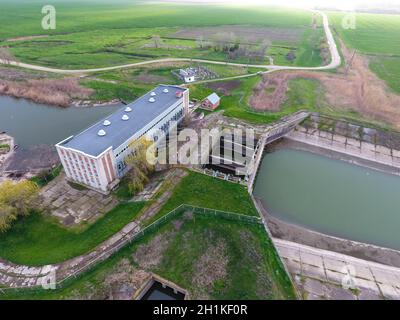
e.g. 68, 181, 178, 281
0, 180, 39, 232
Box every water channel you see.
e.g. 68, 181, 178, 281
253, 148, 400, 250
0, 96, 119, 147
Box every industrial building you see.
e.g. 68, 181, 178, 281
56, 85, 189, 193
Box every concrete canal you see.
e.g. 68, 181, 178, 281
253, 148, 400, 251
0, 96, 119, 147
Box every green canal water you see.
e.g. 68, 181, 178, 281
253, 148, 400, 250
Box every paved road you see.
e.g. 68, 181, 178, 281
0, 11, 340, 75
275, 238, 400, 300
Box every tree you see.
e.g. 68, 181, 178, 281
151, 35, 162, 49
0, 180, 39, 232
125, 137, 155, 194
0, 47, 17, 64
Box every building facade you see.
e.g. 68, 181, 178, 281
56, 85, 189, 193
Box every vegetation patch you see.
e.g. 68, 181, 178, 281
147, 171, 258, 225
14, 215, 294, 300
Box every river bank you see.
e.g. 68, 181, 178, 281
0, 77, 120, 108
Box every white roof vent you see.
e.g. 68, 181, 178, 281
163, 88, 169, 93
149, 97, 156, 103
150, 92, 156, 96
122, 114, 129, 121
98, 129, 106, 136
103, 120, 111, 126
124, 106, 132, 112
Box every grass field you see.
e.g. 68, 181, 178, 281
191, 75, 389, 126
0, 1, 325, 68
0, 215, 295, 300
82, 61, 262, 102
329, 11, 400, 93
0, 171, 257, 265
0, 170, 295, 300
0, 202, 145, 265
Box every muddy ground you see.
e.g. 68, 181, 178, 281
250, 41, 400, 128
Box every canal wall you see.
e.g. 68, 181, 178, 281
286, 126, 400, 174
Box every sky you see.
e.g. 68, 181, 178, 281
163, 0, 400, 11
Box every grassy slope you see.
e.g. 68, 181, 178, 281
0, 202, 145, 265
0, 1, 323, 68
0, 171, 295, 300
0, 215, 295, 300
0, 171, 257, 265
328, 11, 400, 93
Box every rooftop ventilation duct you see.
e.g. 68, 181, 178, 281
163, 88, 169, 93
122, 114, 129, 121
149, 97, 156, 103
124, 106, 132, 112
150, 92, 156, 96
97, 129, 106, 136
103, 120, 111, 126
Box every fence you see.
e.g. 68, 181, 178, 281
0, 204, 261, 295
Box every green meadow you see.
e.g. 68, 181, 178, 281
329, 11, 400, 93
0, 0, 325, 68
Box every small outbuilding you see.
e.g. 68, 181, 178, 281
179, 69, 196, 83
201, 92, 221, 110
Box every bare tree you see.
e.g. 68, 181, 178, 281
196, 35, 204, 49
125, 137, 155, 194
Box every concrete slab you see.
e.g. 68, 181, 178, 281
378, 284, 399, 300
323, 257, 348, 272
376, 145, 391, 156
325, 269, 346, 284
326, 285, 356, 300
354, 278, 380, 292
300, 251, 324, 267
357, 288, 383, 300
303, 278, 328, 296
302, 263, 326, 281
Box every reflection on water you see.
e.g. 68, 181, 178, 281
0, 96, 119, 148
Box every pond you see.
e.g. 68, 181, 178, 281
0, 96, 119, 148
253, 148, 400, 250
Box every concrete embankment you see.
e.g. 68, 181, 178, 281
286, 126, 400, 174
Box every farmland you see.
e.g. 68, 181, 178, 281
0, 1, 326, 68
328, 11, 400, 93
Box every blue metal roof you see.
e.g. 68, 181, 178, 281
206, 92, 220, 105
60, 85, 186, 157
